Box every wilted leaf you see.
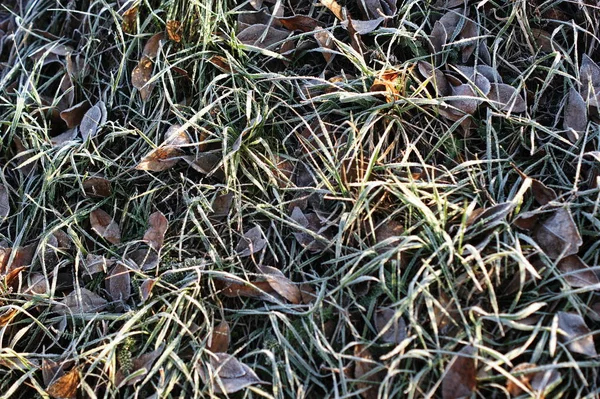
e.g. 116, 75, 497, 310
208, 320, 230, 353
314, 30, 335, 63
320, 0, 344, 21
82, 176, 112, 198
132, 56, 154, 101
201, 353, 264, 394
236, 226, 267, 257
460, 19, 478, 62
90, 209, 121, 244
42, 359, 64, 387
557, 312, 596, 356
51, 128, 77, 146
139, 278, 156, 302
54, 288, 107, 314
353, 344, 381, 399
136, 125, 189, 171
115, 344, 164, 387
0, 308, 18, 327
143, 211, 168, 250
217, 279, 275, 299
79, 101, 106, 140
513, 210, 540, 231
59, 101, 90, 128
128, 247, 159, 271
0, 184, 8, 219
142, 32, 164, 58
418, 61, 451, 96
181, 153, 224, 179
530, 368, 560, 396
531, 179, 557, 206
237, 24, 290, 50
276, 15, 323, 32
563, 87, 587, 143
24, 272, 49, 295
579, 54, 600, 105
357, 0, 396, 19
370, 70, 401, 102
557, 255, 599, 288
84, 254, 114, 277
453, 66, 491, 96
121, 5, 138, 34
442, 345, 476, 399
166, 20, 182, 42
208, 55, 232, 73
342, 17, 385, 35
374, 307, 407, 344
532, 208, 582, 259
46, 366, 79, 399
258, 265, 301, 304
448, 84, 478, 115
210, 192, 233, 220
106, 262, 131, 304
487, 83, 526, 112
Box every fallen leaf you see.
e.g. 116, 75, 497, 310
54, 288, 108, 314
115, 344, 164, 387
132, 56, 154, 101
139, 278, 156, 302
0, 184, 8, 219
82, 176, 111, 198
237, 24, 290, 50
532, 208, 582, 259
313, 30, 335, 63
418, 61, 451, 96
506, 363, 536, 396
557, 255, 599, 288
24, 272, 49, 295
143, 211, 168, 250
42, 359, 64, 387
374, 307, 407, 344
579, 54, 600, 106
357, 0, 396, 19
79, 101, 106, 140
209, 192, 233, 220
442, 345, 477, 399
128, 247, 159, 271
59, 101, 90, 128
0, 308, 18, 327
208, 320, 230, 353
208, 55, 232, 73
235, 226, 267, 257
557, 312, 596, 356
121, 5, 138, 34
342, 17, 385, 35
353, 344, 381, 399
487, 83, 527, 112
530, 368, 560, 396
201, 352, 264, 394
136, 124, 189, 171
459, 19, 478, 62
258, 265, 301, 304
142, 32, 165, 58
90, 209, 121, 244
51, 129, 77, 146
276, 15, 323, 32
531, 179, 557, 206
320, 0, 344, 21
166, 20, 182, 42
84, 254, 114, 277
106, 262, 131, 304
448, 83, 478, 115
46, 366, 79, 399
563, 87, 586, 143
217, 279, 275, 299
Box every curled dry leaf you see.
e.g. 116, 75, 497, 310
0, 184, 8, 219
557, 255, 599, 289
83, 176, 111, 198
258, 265, 301, 304
487, 83, 526, 112
442, 345, 476, 399
166, 20, 182, 42
532, 208, 582, 260
54, 287, 107, 314
115, 344, 164, 387
320, 0, 344, 21
121, 5, 138, 34
90, 209, 121, 244
557, 311, 597, 357
201, 353, 264, 394
79, 101, 107, 140
563, 87, 586, 143
374, 307, 407, 344
136, 124, 189, 172
235, 226, 267, 257
237, 24, 290, 50
353, 344, 382, 399
46, 366, 79, 399
208, 320, 230, 353
143, 211, 168, 250
139, 278, 157, 302
132, 56, 154, 101
106, 262, 131, 304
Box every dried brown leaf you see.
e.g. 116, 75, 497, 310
136, 146, 184, 171
166, 20, 182, 42
532, 179, 557, 206
143, 211, 168, 250
448, 84, 478, 115
201, 353, 264, 394
532, 208, 582, 259
139, 278, 157, 302
143, 32, 164, 58
84, 254, 114, 277
563, 87, 587, 143
90, 209, 121, 244
442, 345, 476, 399
122, 5, 138, 34
353, 344, 381, 399
557, 312, 596, 357
558, 255, 599, 288
236, 226, 267, 257
79, 101, 106, 141
218, 279, 275, 299
54, 288, 107, 314
276, 15, 323, 32
418, 61, 451, 96
106, 262, 131, 304
530, 368, 560, 396
115, 344, 164, 387
357, 0, 397, 19
82, 176, 112, 198
59, 101, 90, 128
208, 321, 230, 353
0, 184, 8, 219
237, 24, 290, 50
46, 366, 79, 399
374, 307, 407, 344
258, 265, 301, 304
488, 83, 526, 112
320, 0, 344, 21
580, 54, 600, 105
132, 56, 154, 101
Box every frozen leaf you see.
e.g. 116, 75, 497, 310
532, 208, 582, 259
121, 4, 138, 34
0, 184, 8, 219
579, 54, 600, 105
418, 61, 451, 96
132, 56, 154, 101
488, 83, 526, 112
466, 202, 515, 230
54, 288, 107, 314
128, 247, 159, 271
136, 125, 189, 171
258, 265, 301, 304
79, 101, 106, 140
314, 30, 335, 63
557, 255, 599, 288
139, 278, 156, 302
513, 210, 540, 231
342, 17, 385, 35
208, 55, 232, 73
235, 226, 267, 257
353, 344, 381, 399
217, 278, 275, 299
460, 19, 478, 62
563, 87, 587, 143
143, 211, 168, 250
237, 24, 290, 50
299, 283, 316, 304
430, 20, 447, 60
90, 209, 121, 244
530, 368, 560, 396
531, 179, 557, 206
357, 0, 396, 19
106, 262, 131, 304
208, 320, 230, 353
276, 15, 323, 32
166, 20, 182, 42
42, 359, 64, 387
557, 312, 596, 356
506, 363, 537, 397
181, 153, 224, 179
59, 101, 90, 128
320, 0, 344, 21
84, 254, 114, 277
24, 272, 49, 295
452, 66, 491, 96
46, 366, 79, 399
210, 192, 233, 220
370, 70, 401, 102
115, 344, 164, 387
374, 307, 407, 344
442, 345, 476, 399
82, 176, 112, 198
201, 353, 264, 394
51, 128, 77, 146
142, 32, 164, 58
448, 84, 478, 115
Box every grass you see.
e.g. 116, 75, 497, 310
1, 0, 600, 398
